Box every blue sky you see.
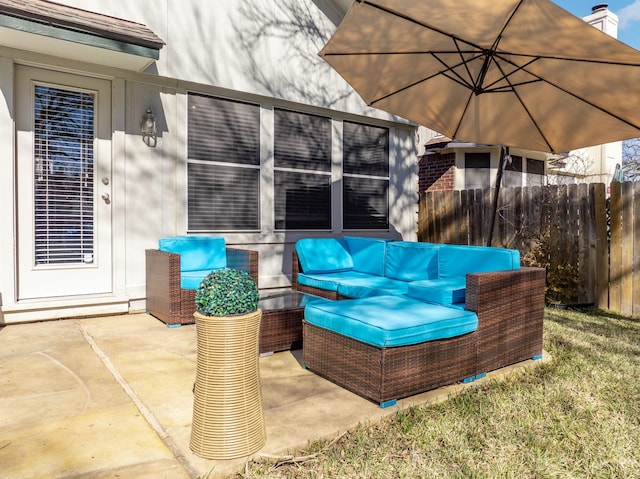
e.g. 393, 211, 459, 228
554, 1, 640, 50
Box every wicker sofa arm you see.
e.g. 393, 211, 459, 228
291, 250, 342, 300
291, 250, 301, 290
145, 249, 182, 323
227, 247, 259, 287
465, 267, 546, 374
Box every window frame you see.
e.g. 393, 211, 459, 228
185, 93, 395, 234
273, 108, 333, 231
342, 120, 390, 231
186, 93, 261, 232
464, 152, 491, 190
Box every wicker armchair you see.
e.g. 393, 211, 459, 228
146, 236, 258, 327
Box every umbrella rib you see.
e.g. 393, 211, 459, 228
480, 55, 542, 93
452, 90, 476, 142
368, 68, 464, 107
525, 71, 640, 133
354, 0, 489, 55
475, 0, 525, 93
504, 52, 640, 68
499, 53, 640, 132
492, 58, 555, 151
453, 37, 479, 92
368, 51, 485, 105
330, 0, 640, 151
432, 49, 484, 90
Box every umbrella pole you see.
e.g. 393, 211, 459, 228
487, 146, 509, 247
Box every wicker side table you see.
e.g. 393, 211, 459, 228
258, 291, 323, 354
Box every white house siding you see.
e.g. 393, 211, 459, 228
0, 0, 418, 323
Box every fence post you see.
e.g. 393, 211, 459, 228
592, 183, 608, 311
418, 183, 614, 310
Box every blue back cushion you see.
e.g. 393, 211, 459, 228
438, 244, 520, 278
343, 236, 387, 276
158, 236, 227, 272
295, 238, 354, 273
385, 242, 440, 281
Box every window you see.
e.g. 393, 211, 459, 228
34, 85, 95, 265
343, 121, 389, 229
273, 109, 332, 230
187, 94, 260, 231
464, 152, 490, 189
503, 154, 523, 188
186, 95, 394, 232
527, 158, 546, 186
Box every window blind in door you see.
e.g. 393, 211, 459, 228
33, 85, 95, 265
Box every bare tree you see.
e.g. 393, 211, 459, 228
546, 150, 590, 185
622, 138, 640, 181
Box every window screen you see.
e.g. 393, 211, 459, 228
503, 154, 523, 188
527, 158, 546, 186
273, 109, 332, 230
343, 176, 389, 229
465, 152, 490, 190
342, 121, 389, 229
187, 94, 260, 231
34, 85, 95, 265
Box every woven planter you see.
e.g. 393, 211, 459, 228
190, 309, 266, 459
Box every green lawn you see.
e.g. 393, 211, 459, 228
232, 308, 640, 478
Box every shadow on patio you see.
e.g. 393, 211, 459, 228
0, 312, 549, 478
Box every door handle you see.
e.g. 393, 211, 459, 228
102, 193, 111, 204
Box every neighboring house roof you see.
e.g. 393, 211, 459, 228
424, 135, 453, 150
0, 0, 164, 70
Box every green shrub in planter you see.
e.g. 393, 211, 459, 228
195, 268, 259, 316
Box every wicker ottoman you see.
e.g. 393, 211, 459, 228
302, 296, 479, 407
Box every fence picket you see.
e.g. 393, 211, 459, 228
418, 182, 638, 317
592, 183, 608, 311
621, 182, 635, 316
633, 182, 640, 318
610, 182, 622, 313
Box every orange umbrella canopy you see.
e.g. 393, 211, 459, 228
320, 0, 640, 153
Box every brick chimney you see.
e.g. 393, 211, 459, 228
583, 4, 618, 38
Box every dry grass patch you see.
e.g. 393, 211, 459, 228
230, 308, 640, 478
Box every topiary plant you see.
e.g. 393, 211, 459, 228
195, 268, 259, 316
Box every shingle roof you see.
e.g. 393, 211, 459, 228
0, 0, 164, 49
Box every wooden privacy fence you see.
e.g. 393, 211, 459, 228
418, 182, 640, 318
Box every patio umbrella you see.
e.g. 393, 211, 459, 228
319, 0, 640, 154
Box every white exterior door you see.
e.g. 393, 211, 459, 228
16, 66, 112, 300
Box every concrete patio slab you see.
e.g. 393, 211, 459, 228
0, 312, 550, 478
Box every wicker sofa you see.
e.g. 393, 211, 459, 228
292, 237, 545, 406
146, 236, 258, 327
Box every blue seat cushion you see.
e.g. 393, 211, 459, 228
438, 244, 520, 279
304, 295, 478, 348
296, 238, 354, 273
343, 236, 387, 276
180, 269, 227, 290
407, 277, 467, 306
159, 236, 227, 272
337, 277, 409, 298
385, 242, 440, 282
297, 271, 375, 292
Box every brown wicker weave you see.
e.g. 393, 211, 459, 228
145, 247, 258, 326
291, 250, 345, 300
190, 310, 266, 459
301, 266, 546, 406
258, 292, 312, 354
466, 267, 546, 374
303, 322, 477, 406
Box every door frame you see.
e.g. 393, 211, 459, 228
15, 65, 114, 301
